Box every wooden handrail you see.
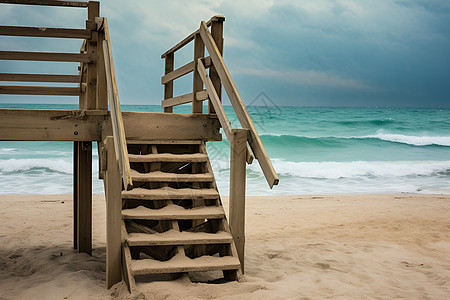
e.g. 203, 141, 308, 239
197, 59, 254, 164
197, 59, 233, 139
160, 16, 224, 59
0, 0, 89, 7
101, 17, 132, 190
199, 21, 279, 188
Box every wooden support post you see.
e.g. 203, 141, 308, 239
229, 129, 248, 272
104, 137, 122, 288
96, 19, 108, 110
192, 33, 204, 114
73, 141, 79, 250
77, 141, 92, 255
163, 53, 174, 113
209, 17, 224, 114
85, 1, 99, 110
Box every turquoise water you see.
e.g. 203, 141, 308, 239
1, 104, 449, 195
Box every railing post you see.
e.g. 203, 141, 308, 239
229, 128, 248, 272
85, 1, 99, 110
192, 33, 204, 113
96, 18, 108, 110
76, 141, 92, 255
163, 53, 174, 113
209, 16, 224, 115
104, 136, 122, 288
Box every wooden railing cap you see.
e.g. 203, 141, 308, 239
211, 15, 225, 22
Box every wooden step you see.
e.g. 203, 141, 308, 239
130, 170, 213, 182
122, 187, 219, 200
131, 252, 240, 275
128, 153, 208, 163
126, 139, 202, 145
126, 230, 233, 246
122, 204, 225, 220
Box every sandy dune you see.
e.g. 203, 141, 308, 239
0, 193, 449, 299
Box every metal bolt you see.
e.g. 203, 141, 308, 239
203, 123, 207, 127
74, 123, 78, 127
74, 131, 78, 135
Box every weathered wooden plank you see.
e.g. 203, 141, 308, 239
0, 109, 222, 142
161, 90, 208, 108
76, 141, 92, 255
0, 0, 88, 7
128, 153, 208, 163
0, 85, 80, 95
131, 253, 239, 275
0, 109, 103, 141
96, 19, 107, 110
73, 142, 79, 250
130, 170, 213, 183
0, 73, 80, 82
125, 139, 203, 145
197, 59, 232, 140
84, 1, 98, 110
102, 17, 132, 190
126, 230, 233, 246
122, 241, 136, 293
161, 56, 212, 85
122, 204, 225, 220
0, 50, 91, 62
199, 21, 279, 188
0, 25, 91, 39
163, 53, 174, 113
121, 111, 222, 141
209, 19, 224, 114
192, 33, 204, 113
104, 137, 122, 288
197, 59, 254, 163
229, 129, 248, 272
122, 187, 219, 200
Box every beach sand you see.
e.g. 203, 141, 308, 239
0, 193, 449, 299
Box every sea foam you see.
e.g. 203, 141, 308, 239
253, 159, 450, 179
0, 158, 73, 174
363, 133, 450, 146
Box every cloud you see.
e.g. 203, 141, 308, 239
234, 67, 371, 89
0, 0, 449, 106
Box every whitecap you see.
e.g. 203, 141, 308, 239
249, 159, 450, 179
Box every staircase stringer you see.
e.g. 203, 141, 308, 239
200, 142, 240, 280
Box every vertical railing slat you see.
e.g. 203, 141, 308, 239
192, 33, 204, 113
163, 53, 174, 113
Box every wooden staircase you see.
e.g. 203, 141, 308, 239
0, 1, 278, 293
98, 12, 279, 292
119, 140, 240, 290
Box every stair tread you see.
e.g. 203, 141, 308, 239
122, 187, 219, 200
126, 230, 233, 246
131, 253, 240, 275
122, 204, 225, 220
128, 153, 208, 162
130, 170, 213, 182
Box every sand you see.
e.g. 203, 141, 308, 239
0, 193, 449, 299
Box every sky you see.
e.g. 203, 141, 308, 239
0, 0, 449, 107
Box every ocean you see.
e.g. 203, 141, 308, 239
1, 104, 449, 196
